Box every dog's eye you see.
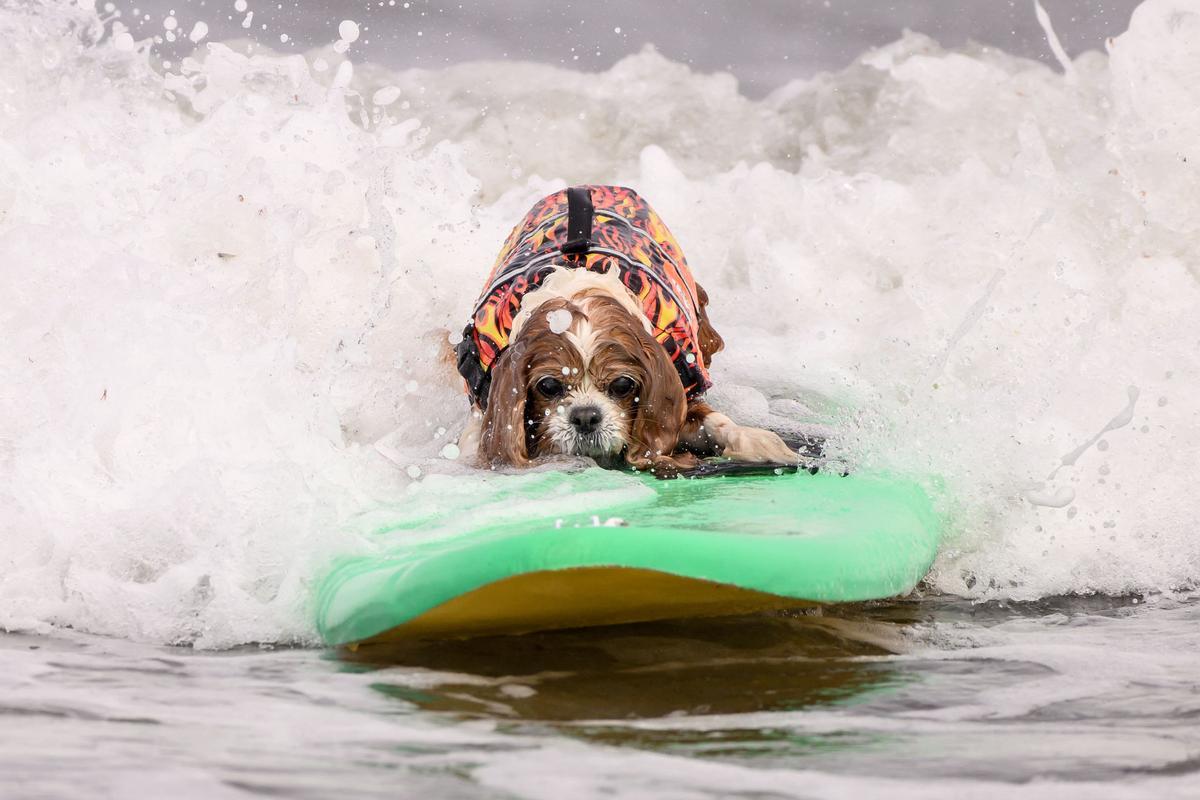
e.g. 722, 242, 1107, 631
535, 376, 565, 398
607, 376, 637, 399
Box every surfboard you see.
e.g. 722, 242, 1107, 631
315, 466, 942, 646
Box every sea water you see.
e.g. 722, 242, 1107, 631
1, 1, 1197, 796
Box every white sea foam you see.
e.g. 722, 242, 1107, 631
1, 0, 1197, 646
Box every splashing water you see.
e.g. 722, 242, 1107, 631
1, 0, 1197, 647
547, 308, 573, 335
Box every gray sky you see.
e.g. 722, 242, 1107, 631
114, 0, 1142, 96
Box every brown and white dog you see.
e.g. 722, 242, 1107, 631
458, 265, 799, 477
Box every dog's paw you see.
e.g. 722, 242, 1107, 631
629, 452, 699, 479
721, 426, 801, 464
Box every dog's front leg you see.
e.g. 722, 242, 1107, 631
680, 403, 799, 464
458, 411, 483, 460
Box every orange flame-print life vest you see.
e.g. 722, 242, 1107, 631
455, 185, 711, 408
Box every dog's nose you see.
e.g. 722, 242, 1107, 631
569, 405, 602, 434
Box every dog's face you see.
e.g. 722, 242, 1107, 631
478, 293, 690, 472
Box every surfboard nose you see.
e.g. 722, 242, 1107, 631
315, 470, 943, 647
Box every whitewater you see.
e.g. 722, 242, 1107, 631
2, 1, 1200, 797
3, 0, 1196, 648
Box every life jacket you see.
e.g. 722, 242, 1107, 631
455, 185, 711, 408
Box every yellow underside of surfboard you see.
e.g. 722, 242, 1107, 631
359, 567, 814, 644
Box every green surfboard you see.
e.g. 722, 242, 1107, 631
315, 467, 943, 646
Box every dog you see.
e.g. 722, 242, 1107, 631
455, 185, 798, 477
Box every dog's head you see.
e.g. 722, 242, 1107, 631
477, 293, 693, 475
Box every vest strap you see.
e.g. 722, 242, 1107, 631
455, 324, 491, 408
561, 186, 594, 255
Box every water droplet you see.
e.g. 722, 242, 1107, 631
338, 19, 360, 43
373, 86, 402, 105
547, 308, 572, 334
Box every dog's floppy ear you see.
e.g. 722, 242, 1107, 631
694, 281, 724, 368
478, 341, 532, 467
625, 328, 695, 477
